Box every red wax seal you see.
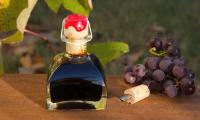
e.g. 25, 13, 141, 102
64, 14, 88, 32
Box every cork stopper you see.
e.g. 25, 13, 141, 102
60, 14, 92, 55
120, 85, 150, 104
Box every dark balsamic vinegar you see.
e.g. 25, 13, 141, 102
47, 54, 106, 110
50, 78, 103, 103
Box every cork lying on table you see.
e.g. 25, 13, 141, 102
120, 85, 150, 104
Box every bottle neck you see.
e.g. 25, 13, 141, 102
66, 41, 87, 56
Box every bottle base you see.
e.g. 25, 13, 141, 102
46, 97, 106, 111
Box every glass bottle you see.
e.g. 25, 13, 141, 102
46, 14, 107, 110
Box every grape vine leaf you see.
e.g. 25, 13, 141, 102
44, 0, 93, 16
88, 42, 129, 65
0, 0, 37, 44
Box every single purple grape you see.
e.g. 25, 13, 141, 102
152, 69, 166, 82
167, 46, 181, 57
132, 64, 146, 78
147, 57, 160, 70
172, 65, 186, 79
150, 37, 163, 51
124, 72, 136, 84
159, 57, 173, 72
180, 77, 196, 95
165, 84, 178, 98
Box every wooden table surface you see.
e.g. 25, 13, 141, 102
0, 74, 200, 120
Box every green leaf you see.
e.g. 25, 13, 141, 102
44, 0, 92, 16
0, 0, 37, 44
2, 31, 23, 44
88, 42, 129, 65
44, 0, 61, 13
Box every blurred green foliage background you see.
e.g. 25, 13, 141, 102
2, 0, 200, 80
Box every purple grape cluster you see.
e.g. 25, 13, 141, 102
124, 37, 196, 98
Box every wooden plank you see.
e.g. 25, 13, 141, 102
0, 74, 200, 120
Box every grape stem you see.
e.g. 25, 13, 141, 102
148, 47, 166, 57
25, 29, 48, 41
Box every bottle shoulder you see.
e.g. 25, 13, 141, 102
48, 53, 105, 82
48, 53, 68, 76
50, 53, 101, 65
89, 54, 105, 78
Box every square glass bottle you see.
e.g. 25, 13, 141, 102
46, 14, 107, 110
